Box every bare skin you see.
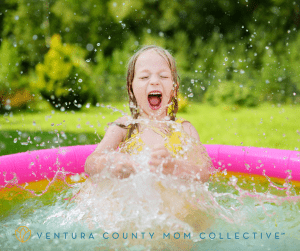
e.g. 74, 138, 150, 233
84, 50, 212, 182
84, 116, 211, 182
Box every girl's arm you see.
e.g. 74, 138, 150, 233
180, 121, 214, 181
84, 117, 135, 178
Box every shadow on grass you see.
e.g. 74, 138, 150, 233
0, 130, 103, 156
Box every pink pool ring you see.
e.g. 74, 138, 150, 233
0, 144, 299, 187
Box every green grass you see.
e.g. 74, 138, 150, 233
0, 101, 299, 156
180, 103, 300, 151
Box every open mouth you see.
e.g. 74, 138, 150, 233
148, 91, 162, 110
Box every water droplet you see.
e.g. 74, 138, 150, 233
51, 123, 54, 126
225, 57, 228, 61
265, 46, 269, 50
240, 69, 245, 74
78, 79, 83, 83
86, 43, 94, 51
13, 138, 17, 143
108, 36, 111, 40
293, 92, 296, 96
188, 93, 194, 98
33, 121, 36, 126
97, 43, 101, 46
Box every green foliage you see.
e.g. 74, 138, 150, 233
0, 39, 20, 94
1, 0, 300, 110
204, 80, 259, 108
32, 34, 95, 110
0, 38, 33, 111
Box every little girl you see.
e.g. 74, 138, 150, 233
79, 45, 215, 250
84, 45, 214, 181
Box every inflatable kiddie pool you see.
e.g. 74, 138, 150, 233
1, 144, 300, 188
1, 144, 300, 250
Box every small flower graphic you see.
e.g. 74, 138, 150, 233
15, 226, 31, 243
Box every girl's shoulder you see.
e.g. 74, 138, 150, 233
175, 118, 200, 142
93, 116, 129, 153
107, 116, 130, 135
114, 115, 130, 125
175, 117, 193, 128
112, 116, 134, 140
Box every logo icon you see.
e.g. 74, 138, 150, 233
15, 226, 31, 243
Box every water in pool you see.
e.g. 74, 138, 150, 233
1, 120, 300, 250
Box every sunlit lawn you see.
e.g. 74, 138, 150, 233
0, 101, 299, 156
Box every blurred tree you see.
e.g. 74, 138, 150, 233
0, 0, 299, 107
32, 34, 95, 110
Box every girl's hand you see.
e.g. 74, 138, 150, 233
112, 153, 136, 179
149, 144, 175, 175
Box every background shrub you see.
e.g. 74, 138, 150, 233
204, 80, 259, 108
31, 34, 97, 111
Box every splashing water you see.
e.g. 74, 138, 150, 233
1, 105, 300, 250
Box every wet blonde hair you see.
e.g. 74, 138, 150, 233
120, 45, 180, 139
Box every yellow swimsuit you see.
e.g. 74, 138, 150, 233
118, 117, 188, 157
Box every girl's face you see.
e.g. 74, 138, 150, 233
132, 50, 174, 120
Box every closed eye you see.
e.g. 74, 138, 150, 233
140, 76, 149, 79
160, 76, 169, 78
